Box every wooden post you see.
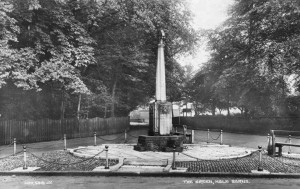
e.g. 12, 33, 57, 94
64, 134, 67, 151
94, 132, 97, 146
191, 130, 194, 144
220, 130, 223, 145
23, 145, 27, 170
13, 138, 16, 155
172, 145, 176, 170
207, 129, 210, 144
288, 135, 292, 154
105, 145, 109, 169
258, 146, 263, 171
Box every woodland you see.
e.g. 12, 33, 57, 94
1, 0, 300, 120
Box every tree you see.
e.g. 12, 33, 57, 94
73, 0, 198, 116
0, 0, 198, 119
191, 0, 299, 117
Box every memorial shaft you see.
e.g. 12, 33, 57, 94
155, 40, 166, 102
149, 30, 172, 136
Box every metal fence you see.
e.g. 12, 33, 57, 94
0, 117, 130, 145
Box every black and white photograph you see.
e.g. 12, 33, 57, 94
0, 0, 300, 188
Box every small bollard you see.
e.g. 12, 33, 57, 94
191, 130, 195, 144
288, 135, 292, 154
207, 129, 210, 144
124, 129, 127, 142
257, 146, 263, 171
13, 138, 16, 155
23, 145, 27, 170
172, 145, 176, 170
105, 145, 109, 169
94, 132, 97, 146
220, 130, 223, 145
64, 134, 67, 151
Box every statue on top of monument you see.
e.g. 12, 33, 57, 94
159, 30, 165, 44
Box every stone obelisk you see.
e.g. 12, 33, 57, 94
149, 30, 173, 136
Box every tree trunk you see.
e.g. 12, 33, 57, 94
227, 92, 230, 116
194, 102, 199, 116
60, 90, 65, 121
111, 79, 117, 117
212, 99, 216, 116
218, 108, 222, 115
239, 107, 244, 115
244, 108, 249, 118
227, 106, 230, 116
77, 94, 81, 120
186, 103, 188, 117
104, 104, 107, 118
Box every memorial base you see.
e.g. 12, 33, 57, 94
149, 101, 172, 136
133, 135, 184, 152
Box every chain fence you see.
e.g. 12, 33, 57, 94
126, 132, 139, 138
179, 149, 258, 162
28, 149, 105, 166
96, 132, 125, 141
25, 138, 64, 150
0, 151, 23, 160
209, 132, 222, 141
0, 141, 14, 152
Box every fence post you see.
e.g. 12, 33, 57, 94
191, 130, 194, 144
288, 135, 292, 154
207, 129, 210, 144
105, 145, 109, 169
172, 145, 176, 170
94, 132, 97, 146
23, 145, 27, 170
257, 146, 263, 171
13, 138, 16, 155
64, 134, 67, 151
220, 130, 223, 145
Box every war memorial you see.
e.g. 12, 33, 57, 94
134, 30, 187, 152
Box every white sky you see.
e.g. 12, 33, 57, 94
177, 0, 234, 71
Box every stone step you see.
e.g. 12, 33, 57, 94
123, 158, 168, 166
117, 165, 165, 173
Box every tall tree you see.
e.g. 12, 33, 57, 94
190, 0, 300, 117
0, 0, 198, 119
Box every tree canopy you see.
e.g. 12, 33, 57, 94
0, 0, 198, 119
187, 0, 300, 117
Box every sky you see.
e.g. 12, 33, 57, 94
177, 0, 234, 71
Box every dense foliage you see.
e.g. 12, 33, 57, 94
0, 0, 197, 119
187, 0, 300, 117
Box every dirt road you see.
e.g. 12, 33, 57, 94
1, 175, 300, 189
1, 127, 300, 158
